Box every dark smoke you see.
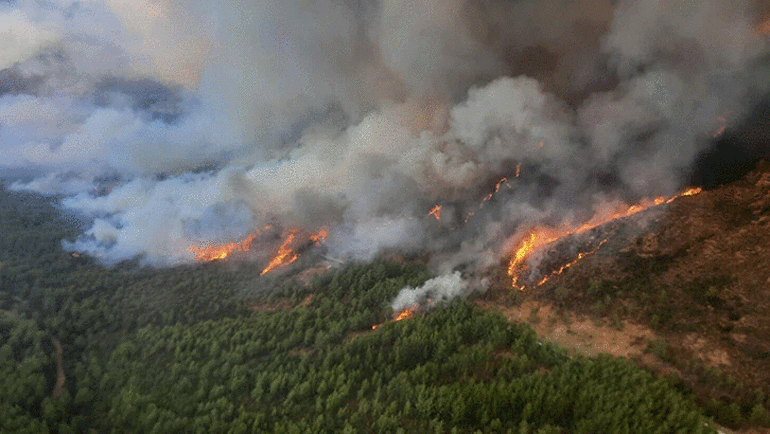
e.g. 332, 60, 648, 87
690, 97, 770, 188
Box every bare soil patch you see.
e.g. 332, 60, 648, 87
477, 299, 655, 359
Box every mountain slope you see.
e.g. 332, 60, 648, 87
483, 161, 770, 431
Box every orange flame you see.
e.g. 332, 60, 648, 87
536, 239, 608, 286
310, 228, 328, 243
189, 233, 258, 261
372, 303, 420, 330
394, 304, 419, 321
515, 164, 521, 178
679, 187, 702, 198
260, 231, 299, 275
429, 205, 442, 221
507, 187, 702, 289
483, 177, 508, 203
507, 230, 562, 289
463, 177, 510, 223
190, 226, 328, 274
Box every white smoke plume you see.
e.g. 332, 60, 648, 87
390, 271, 472, 312
1, 0, 769, 272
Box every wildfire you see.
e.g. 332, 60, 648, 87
260, 231, 299, 275
371, 303, 420, 330
190, 225, 328, 276
189, 232, 259, 261
394, 304, 419, 321
259, 228, 329, 275
483, 178, 508, 203
506, 229, 562, 289
678, 187, 702, 198
462, 176, 511, 224
506, 187, 702, 289
429, 205, 442, 220
535, 239, 608, 286
309, 228, 328, 243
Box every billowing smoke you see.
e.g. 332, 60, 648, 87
390, 272, 471, 312
2, 0, 770, 272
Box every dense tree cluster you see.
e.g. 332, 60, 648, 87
92, 298, 714, 434
0, 184, 722, 433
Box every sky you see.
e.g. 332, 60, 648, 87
1, 0, 769, 274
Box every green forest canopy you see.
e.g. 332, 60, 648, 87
0, 184, 718, 433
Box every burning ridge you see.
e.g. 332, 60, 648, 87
506, 188, 702, 289
1, 0, 767, 291
188, 226, 328, 276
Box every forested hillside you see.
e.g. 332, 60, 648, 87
0, 184, 718, 433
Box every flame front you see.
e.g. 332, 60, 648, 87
536, 239, 608, 286
260, 231, 299, 276
507, 230, 561, 289
507, 187, 702, 289
189, 233, 258, 261
372, 303, 420, 330
679, 187, 702, 198
463, 176, 511, 223
483, 177, 508, 204
394, 304, 419, 321
191, 226, 328, 275
429, 205, 441, 220
259, 228, 328, 276
309, 228, 328, 243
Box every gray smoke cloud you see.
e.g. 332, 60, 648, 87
2, 0, 769, 271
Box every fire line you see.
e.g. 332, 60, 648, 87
189, 232, 259, 262
260, 231, 299, 276
190, 226, 329, 276
507, 187, 702, 289
371, 303, 420, 330
429, 205, 441, 220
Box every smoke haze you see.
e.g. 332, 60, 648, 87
2, 0, 769, 271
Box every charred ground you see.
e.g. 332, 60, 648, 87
482, 160, 770, 431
